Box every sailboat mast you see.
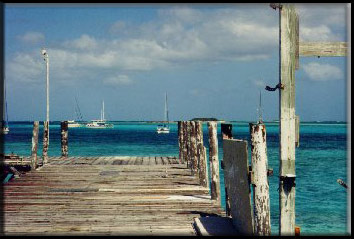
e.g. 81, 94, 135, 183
165, 93, 169, 123
102, 100, 105, 120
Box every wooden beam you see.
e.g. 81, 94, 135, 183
279, 4, 297, 235
208, 121, 220, 202
299, 42, 347, 57
31, 121, 39, 169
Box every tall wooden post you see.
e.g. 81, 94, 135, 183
208, 121, 220, 202
221, 123, 233, 217
196, 121, 207, 186
42, 121, 49, 164
279, 4, 297, 235
61, 121, 68, 157
190, 121, 198, 175
186, 121, 191, 168
178, 121, 183, 162
31, 121, 39, 169
182, 121, 188, 164
250, 123, 271, 236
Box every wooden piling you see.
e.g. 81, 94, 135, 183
186, 121, 191, 168
208, 121, 220, 202
279, 4, 297, 235
61, 121, 69, 157
178, 121, 183, 162
196, 121, 207, 187
250, 123, 271, 236
42, 121, 49, 164
190, 121, 198, 175
221, 123, 233, 216
182, 121, 188, 164
31, 121, 39, 169
295, 115, 300, 147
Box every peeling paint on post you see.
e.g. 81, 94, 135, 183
208, 121, 220, 202
295, 115, 300, 147
279, 4, 297, 235
196, 121, 207, 187
182, 121, 188, 165
31, 121, 39, 169
190, 121, 198, 175
250, 123, 271, 236
186, 121, 191, 169
61, 121, 68, 157
178, 121, 183, 162
42, 121, 49, 164
221, 123, 233, 216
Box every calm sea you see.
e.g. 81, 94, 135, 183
2, 121, 349, 235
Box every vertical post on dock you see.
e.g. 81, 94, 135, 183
295, 115, 300, 147
42, 121, 49, 164
221, 123, 233, 217
279, 4, 297, 235
190, 121, 198, 175
208, 121, 220, 202
61, 121, 68, 158
196, 121, 207, 187
186, 121, 191, 168
182, 121, 188, 164
31, 121, 39, 169
250, 123, 271, 236
178, 121, 183, 162
203, 146, 209, 188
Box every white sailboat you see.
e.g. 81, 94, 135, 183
86, 100, 114, 128
157, 93, 170, 134
68, 96, 84, 128
1, 78, 9, 134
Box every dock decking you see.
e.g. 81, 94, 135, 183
2, 156, 225, 236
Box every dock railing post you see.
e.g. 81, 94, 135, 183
196, 121, 207, 187
190, 121, 198, 175
31, 121, 39, 169
61, 121, 68, 158
182, 121, 187, 164
178, 121, 183, 162
186, 121, 191, 168
279, 4, 297, 235
250, 123, 271, 235
42, 121, 49, 164
221, 123, 233, 216
208, 121, 220, 202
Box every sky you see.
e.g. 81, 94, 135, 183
3, 3, 350, 122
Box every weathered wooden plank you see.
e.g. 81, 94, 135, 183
279, 4, 297, 235
31, 121, 39, 169
61, 121, 69, 157
42, 121, 49, 164
223, 139, 253, 235
249, 123, 271, 236
208, 121, 220, 202
299, 41, 348, 57
3, 158, 225, 235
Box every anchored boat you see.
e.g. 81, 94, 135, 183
86, 100, 114, 128
157, 92, 170, 134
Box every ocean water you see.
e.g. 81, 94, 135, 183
2, 121, 349, 235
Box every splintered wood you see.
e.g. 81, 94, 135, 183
2, 156, 225, 236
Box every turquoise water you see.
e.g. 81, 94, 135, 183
2, 121, 349, 235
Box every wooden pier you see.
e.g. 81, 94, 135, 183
2, 156, 225, 236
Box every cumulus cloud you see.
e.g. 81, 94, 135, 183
103, 74, 132, 86
18, 31, 45, 44
303, 62, 343, 81
7, 5, 347, 86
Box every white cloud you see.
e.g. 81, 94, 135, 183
8, 5, 347, 86
303, 62, 343, 81
19, 31, 45, 44
64, 34, 97, 50
103, 74, 132, 86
